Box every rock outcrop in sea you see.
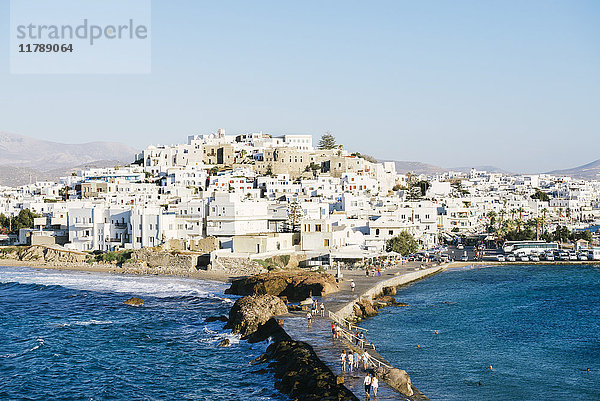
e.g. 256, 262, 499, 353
225, 270, 339, 301
225, 294, 288, 339
251, 318, 359, 401
123, 297, 144, 306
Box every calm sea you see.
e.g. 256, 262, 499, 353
360, 264, 600, 400
0, 266, 286, 401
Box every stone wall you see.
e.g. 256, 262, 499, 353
131, 248, 199, 270
208, 256, 267, 276
165, 237, 220, 253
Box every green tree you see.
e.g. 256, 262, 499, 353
530, 188, 550, 202
571, 230, 592, 243
10, 209, 40, 233
285, 200, 303, 233
385, 231, 419, 256
351, 152, 377, 163
487, 211, 497, 233
317, 132, 337, 150
553, 225, 570, 243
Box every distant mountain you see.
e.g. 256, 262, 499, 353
447, 165, 510, 174
546, 159, 600, 180
0, 160, 129, 187
0, 165, 53, 187
0, 131, 137, 171
381, 160, 447, 175
0, 131, 138, 187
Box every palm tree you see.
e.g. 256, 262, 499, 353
541, 208, 548, 236
557, 207, 564, 221
487, 211, 497, 233
517, 207, 525, 220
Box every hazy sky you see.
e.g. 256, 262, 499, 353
1, 1, 598, 172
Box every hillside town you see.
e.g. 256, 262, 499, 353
1, 130, 599, 266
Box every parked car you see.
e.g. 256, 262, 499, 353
530, 254, 540, 262
558, 252, 569, 261
496, 254, 506, 262
457, 244, 464, 250
506, 254, 516, 262
569, 253, 578, 261
520, 255, 529, 262
544, 253, 555, 261
578, 253, 588, 261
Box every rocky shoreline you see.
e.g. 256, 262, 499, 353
2, 251, 444, 400
332, 265, 447, 399
223, 272, 358, 400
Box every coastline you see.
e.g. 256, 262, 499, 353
0, 258, 237, 283
4, 258, 598, 400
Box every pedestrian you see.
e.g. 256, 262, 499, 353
350, 280, 356, 292
377, 268, 381, 276
320, 302, 325, 317
371, 375, 379, 397
362, 351, 369, 370
306, 311, 312, 327
363, 373, 372, 398
353, 350, 360, 370
348, 351, 354, 374
340, 350, 347, 373
331, 322, 337, 339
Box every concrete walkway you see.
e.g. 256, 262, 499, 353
282, 263, 445, 400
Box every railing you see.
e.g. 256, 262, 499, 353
329, 312, 392, 370
329, 311, 368, 332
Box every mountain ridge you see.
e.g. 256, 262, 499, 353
0, 131, 137, 171
546, 159, 600, 180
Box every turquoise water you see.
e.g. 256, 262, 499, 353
360, 264, 600, 400
0, 266, 285, 401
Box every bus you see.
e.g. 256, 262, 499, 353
502, 241, 559, 255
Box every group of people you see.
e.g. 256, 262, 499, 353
363, 372, 379, 398
306, 299, 325, 326
339, 349, 370, 374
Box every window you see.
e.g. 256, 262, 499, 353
315, 224, 322, 232
389, 230, 393, 235
324, 239, 330, 247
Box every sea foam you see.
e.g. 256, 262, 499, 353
0, 266, 228, 299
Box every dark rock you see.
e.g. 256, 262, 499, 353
262, 335, 359, 401
385, 368, 414, 396
218, 339, 231, 347
373, 295, 397, 306
396, 302, 409, 307
248, 316, 291, 343
356, 299, 378, 317
225, 295, 288, 339
205, 315, 228, 323
382, 286, 397, 296
123, 297, 143, 306
225, 271, 339, 301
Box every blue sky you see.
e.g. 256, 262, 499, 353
1, 0, 598, 172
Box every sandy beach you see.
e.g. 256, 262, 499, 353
0, 258, 237, 283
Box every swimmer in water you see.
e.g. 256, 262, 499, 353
489, 365, 493, 371
435, 330, 439, 335
417, 344, 421, 349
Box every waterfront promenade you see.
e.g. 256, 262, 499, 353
283, 263, 446, 400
